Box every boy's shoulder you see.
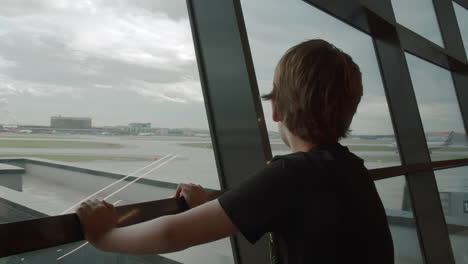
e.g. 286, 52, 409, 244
266, 143, 367, 190
270, 143, 363, 171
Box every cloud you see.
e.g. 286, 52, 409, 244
351, 95, 394, 134
0, 0, 195, 70
391, 0, 444, 46
0, 96, 18, 124
128, 78, 203, 103
404, 53, 465, 132
453, 2, 468, 55
406, 54, 457, 103
64, 9, 195, 70
0, 74, 79, 97
93, 83, 113, 89
0, 0, 200, 106
0, 56, 17, 68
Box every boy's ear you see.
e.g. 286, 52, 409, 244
271, 101, 281, 122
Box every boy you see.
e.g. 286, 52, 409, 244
77, 39, 394, 263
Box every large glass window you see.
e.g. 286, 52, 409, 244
241, 1, 420, 262
0, 1, 232, 263
435, 166, 468, 264
407, 51, 468, 262
391, 0, 445, 47
453, 1, 468, 57
375, 176, 423, 263
405, 53, 468, 162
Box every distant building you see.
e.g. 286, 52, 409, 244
126, 123, 156, 134
181, 128, 193, 136
157, 128, 169, 136
168, 128, 193, 136
50, 116, 92, 129
129, 123, 151, 129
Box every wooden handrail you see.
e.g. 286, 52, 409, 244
371, 158, 468, 180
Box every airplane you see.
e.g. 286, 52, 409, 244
427, 131, 455, 151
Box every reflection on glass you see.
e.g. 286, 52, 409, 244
0, 1, 232, 263
391, 0, 444, 47
0, 242, 180, 264
241, 0, 399, 169
405, 53, 468, 162
453, 2, 468, 56
435, 167, 468, 263
375, 176, 423, 263
376, 176, 411, 211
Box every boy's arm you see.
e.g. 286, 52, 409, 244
77, 197, 238, 255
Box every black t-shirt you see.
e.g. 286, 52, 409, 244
218, 143, 394, 264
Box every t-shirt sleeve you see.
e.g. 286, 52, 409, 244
218, 160, 296, 244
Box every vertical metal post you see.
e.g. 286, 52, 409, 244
432, 0, 468, 136
367, 1, 455, 263
186, 0, 272, 263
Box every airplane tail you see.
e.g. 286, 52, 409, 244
443, 131, 455, 146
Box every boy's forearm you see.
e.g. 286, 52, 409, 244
87, 199, 237, 255
93, 215, 180, 255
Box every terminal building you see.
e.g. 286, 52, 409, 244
125, 123, 157, 134
50, 116, 92, 129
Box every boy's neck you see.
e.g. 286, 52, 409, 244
289, 139, 317, 153
283, 130, 317, 153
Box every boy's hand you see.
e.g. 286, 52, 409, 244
175, 183, 208, 208
76, 199, 118, 245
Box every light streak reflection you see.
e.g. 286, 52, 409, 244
57, 155, 177, 260
60, 154, 172, 215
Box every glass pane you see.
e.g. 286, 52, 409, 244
391, 0, 445, 47
453, 1, 468, 56
375, 176, 424, 263
0, 241, 181, 264
0, 1, 232, 263
241, 0, 399, 169
435, 167, 468, 264
405, 53, 468, 161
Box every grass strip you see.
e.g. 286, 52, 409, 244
180, 143, 213, 149
0, 134, 80, 139
0, 140, 122, 149
0, 154, 153, 162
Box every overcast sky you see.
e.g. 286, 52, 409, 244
0, 0, 466, 134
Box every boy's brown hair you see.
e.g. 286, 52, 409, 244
262, 39, 363, 143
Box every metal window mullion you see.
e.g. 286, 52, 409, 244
301, 0, 468, 74
186, 0, 272, 264
432, 0, 468, 138
366, 1, 455, 263
454, 0, 468, 9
